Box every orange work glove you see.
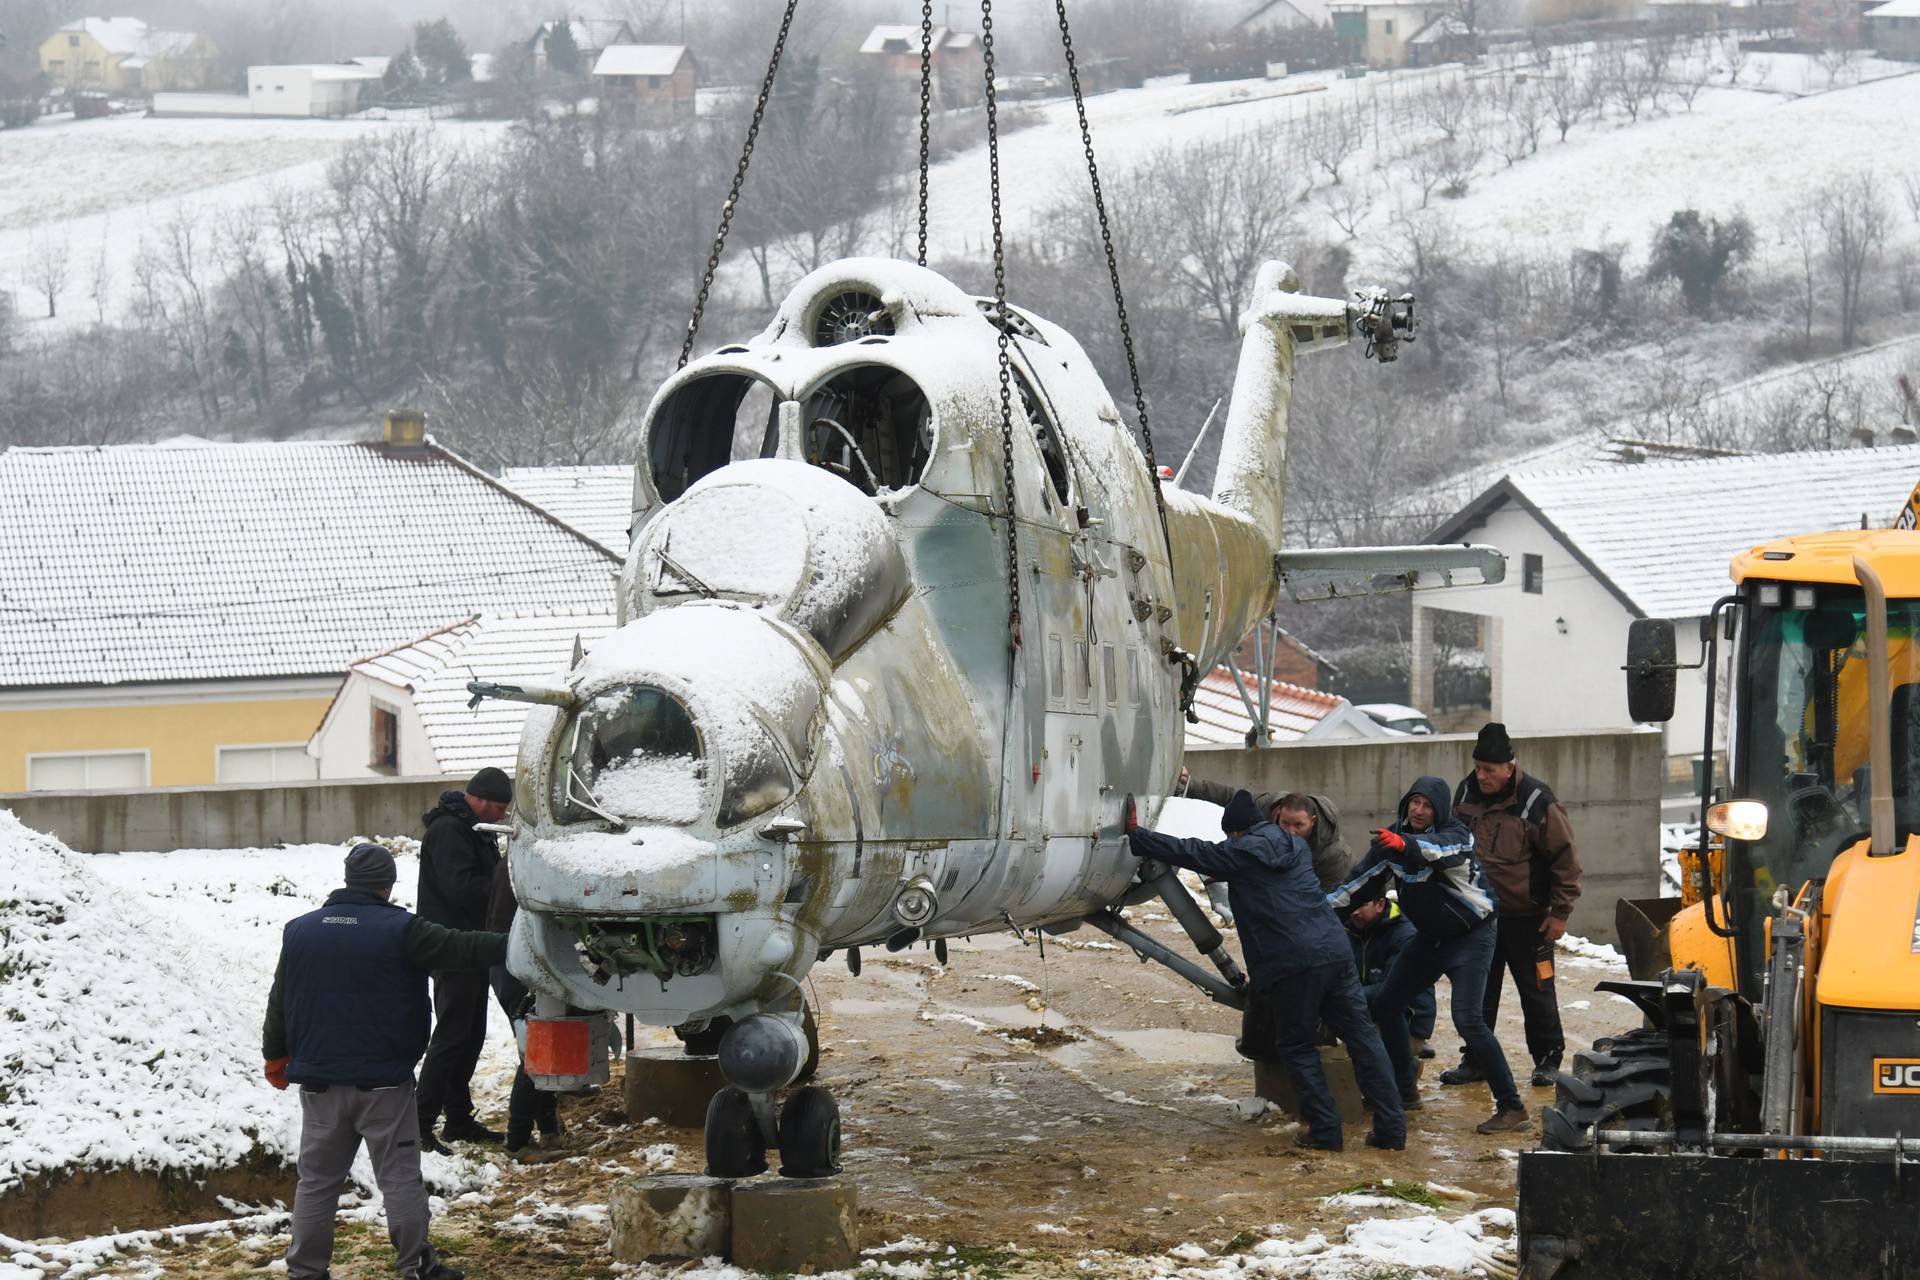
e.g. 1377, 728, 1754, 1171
1370, 828, 1406, 855
264, 1057, 290, 1090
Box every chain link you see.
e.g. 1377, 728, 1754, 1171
980, 0, 1020, 655
917, 0, 934, 267
1053, 0, 1173, 567
677, 0, 799, 369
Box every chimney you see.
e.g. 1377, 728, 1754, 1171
1849, 426, 1876, 449
384, 408, 427, 450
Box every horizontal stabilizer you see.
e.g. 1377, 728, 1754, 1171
1275, 544, 1505, 603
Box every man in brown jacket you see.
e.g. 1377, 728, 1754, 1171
1443, 723, 1582, 1089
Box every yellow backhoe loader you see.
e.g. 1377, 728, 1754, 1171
1517, 505, 1920, 1277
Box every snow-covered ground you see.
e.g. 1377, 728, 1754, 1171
0, 115, 507, 338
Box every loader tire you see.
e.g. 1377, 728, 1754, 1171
1540, 1027, 1672, 1152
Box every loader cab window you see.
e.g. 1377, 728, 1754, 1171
1738, 585, 1920, 984
648, 373, 781, 503
798, 364, 933, 497
556, 685, 705, 825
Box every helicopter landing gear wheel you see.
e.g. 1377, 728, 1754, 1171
704, 1086, 768, 1178
777, 1085, 842, 1178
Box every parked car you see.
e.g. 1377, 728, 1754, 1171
1357, 703, 1434, 735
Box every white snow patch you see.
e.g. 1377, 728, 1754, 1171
531, 826, 710, 879
1556, 933, 1627, 969
987, 974, 1042, 993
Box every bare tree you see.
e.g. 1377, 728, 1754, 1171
28, 229, 70, 320
1301, 102, 1363, 187
1542, 67, 1592, 142
1636, 29, 1679, 116
1414, 74, 1475, 143
1321, 173, 1378, 239
87, 221, 114, 328
1671, 35, 1715, 111
1781, 193, 1822, 351
1900, 172, 1920, 224
1145, 127, 1305, 334
1597, 41, 1645, 123
1819, 170, 1890, 348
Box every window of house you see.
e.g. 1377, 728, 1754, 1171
217, 744, 320, 784
1523, 552, 1544, 595
649, 74, 662, 87
1384, 19, 1395, 33
68, 34, 80, 46
370, 704, 400, 772
49, 59, 64, 73
27, 750, 149, 791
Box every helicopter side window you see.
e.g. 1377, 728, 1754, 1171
648, 373, 781, 503
1015, 371, 1071, 507
799, 365, 933, 497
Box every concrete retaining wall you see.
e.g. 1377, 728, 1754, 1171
1188, 728, 1663, 943
0, 775, 460, 853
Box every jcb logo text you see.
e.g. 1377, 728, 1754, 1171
1874, 1058, 1920, 1094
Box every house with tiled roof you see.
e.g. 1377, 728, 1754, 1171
0, 423, 618, 792
500, 464, 633, 555
1186, 665, 1394, 748
858, 23, 982, 105
1419, 443, 1920, 763
309, 611, 616, 778
38, 18, 218, 92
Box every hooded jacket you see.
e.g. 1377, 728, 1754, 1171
1348, 903, 1437, 1040
1184, 778, 1352, 890
1453, 769, 1582, 918
418, 790, 500, 933
1326, 775, 1496, 942
1128, 820, 1351, 985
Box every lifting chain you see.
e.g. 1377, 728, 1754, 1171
1052, 0, 1174, 570
677, 0, 799, 369
980, 0, 1021, 656
917, 0, 935, 266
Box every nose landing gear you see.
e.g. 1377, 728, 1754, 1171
702, 1006, 835, 1179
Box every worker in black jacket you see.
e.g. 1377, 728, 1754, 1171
1129, 791, 1406, 1152
263, 842, 505, 1280
415, 766, 513, 1151
1344, 893, 1438, 1068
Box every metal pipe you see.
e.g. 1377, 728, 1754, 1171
1594, 1129, 1920, 1158
1853, 555, 1896, 855
1137, 860, 1249, 991
1084, 910, 1245, 1009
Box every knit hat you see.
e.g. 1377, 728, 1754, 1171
1221, 789, 1264, 834
468, 766, 514, 804
1472, 722, 1515, 764
344, 841, 398, 889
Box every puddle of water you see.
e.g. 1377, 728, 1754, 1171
1098, 1028, 1241, 1064
831, 998, 900, 1016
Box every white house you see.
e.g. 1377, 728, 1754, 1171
1418, 444, 1920, 767
248, 62, 384, 116
310, 612, 616, 779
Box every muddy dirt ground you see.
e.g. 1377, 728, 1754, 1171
79, 914, 1630, 1278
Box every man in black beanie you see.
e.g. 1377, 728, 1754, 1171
1447, 722, 1583, 1089
263, 842, 506, 1280
416, 766, 515, 1151
1128, 791, 1406, 1152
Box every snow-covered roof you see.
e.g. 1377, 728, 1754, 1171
859, 24, 978, 54
1867, 0, 1920, 16
57, 19, 200, 59
501, 464, 633, 554
1186, 667, 1390, 747
252, 62, 384, 81
1238, 0, 1334, 26
348, 55, 391, 74
1429, 443, 1920, 619
337, 611, 616, 773
0, 440, 619, 689
592, 44, 689, 78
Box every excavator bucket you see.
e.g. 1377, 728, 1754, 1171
1614, 897, 1684, 980
1516, 1150, 1920, 1279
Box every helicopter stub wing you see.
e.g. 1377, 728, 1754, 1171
1276, 544, 1506, 603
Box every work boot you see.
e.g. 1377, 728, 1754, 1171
1400, 1091, 1424, 1112
441, 1118, 505, 1144
1364, 1131, 1406, 1151
504, 1125, 533, 1154
1529, 1052, 1564, 1088
1417, 1042, 1436, 1059
1439, 1059, 1486, 1086
1294, 1132, 1344, 1152
421, 1265, 465, 1280
1475, 1106, 1531, 1135
420, 1129, 453, 1157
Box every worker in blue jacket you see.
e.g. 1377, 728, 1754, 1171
1130, 790, 1407, 1151
1328, 775, 1528, 1135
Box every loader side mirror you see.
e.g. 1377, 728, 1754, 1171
1626, 618, 1678, 724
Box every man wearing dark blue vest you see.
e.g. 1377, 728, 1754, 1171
263, 842, 507, 1280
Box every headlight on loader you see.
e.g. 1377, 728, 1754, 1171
1705, 800, 1769, 842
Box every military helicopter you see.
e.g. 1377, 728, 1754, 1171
466, 1, 1502, 1179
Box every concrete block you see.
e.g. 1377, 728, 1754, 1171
730, 1177, 859, 1274
1254, 1045, 1368, 1125
609, 1174, 731, 1263
625, 1048, 728, 1128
